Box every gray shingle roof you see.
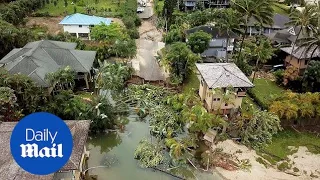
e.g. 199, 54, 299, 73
0, 120, 90, 180
186, 25, 239, 39
196, 63, 254, 89
0, 40, 96, 87
281, 46, 320, 59
247, 13, 289, 29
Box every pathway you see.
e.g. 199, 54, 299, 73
131, 0, 166, 81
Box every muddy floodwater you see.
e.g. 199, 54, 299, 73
86, 114, 224, 180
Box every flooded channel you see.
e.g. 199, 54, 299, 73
86, 113, 224, 180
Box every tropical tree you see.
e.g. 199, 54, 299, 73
302, 60, 320, 92
231, 0, 275, 60
297, 25, 320, 59
243, 38, 275, 82
283, 66, 299, 86
162, 0, 177, 28
96, 62, 133, 91
161, 42, 200, 84
45, 66, 76, 93
0, 87, 23, 122
187, 30, 212, 54
236, 109, 282, 149
164, 28, 184, 44
215, 9, 243, 62
90, 23, 129, 42
287, 5, 315, 62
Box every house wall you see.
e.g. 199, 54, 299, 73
198, 77, 245, 114
63, 25, 91, 39
209, 38, 234, 51
284, 55, 308, 70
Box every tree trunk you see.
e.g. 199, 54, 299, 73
226, 37, 229, 63
252, 58, 260, 83
289, 27, 302, 64
237, 25, 248, 62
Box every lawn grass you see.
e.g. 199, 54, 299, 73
182, 72, 200, 93
273, 3, 289, 16
249, 78, 284, 109
260, 130, 320, 163
36, 0, 121, 16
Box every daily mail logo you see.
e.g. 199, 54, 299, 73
10, 112, 73, 175
21, 129, 63, 158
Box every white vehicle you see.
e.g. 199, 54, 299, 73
137, 7, 144, 13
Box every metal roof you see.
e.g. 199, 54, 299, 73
196, 63, 254, 89
59, 13, 112, 25
0, 40, 96, 87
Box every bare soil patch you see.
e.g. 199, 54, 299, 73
26, 17, 64, 35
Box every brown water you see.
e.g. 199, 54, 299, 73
86, 114, 224, 180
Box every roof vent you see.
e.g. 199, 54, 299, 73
226, 72, 230, 77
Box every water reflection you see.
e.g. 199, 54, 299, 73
88, 132, 122, 154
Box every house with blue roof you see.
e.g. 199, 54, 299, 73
59, 13, 112, 40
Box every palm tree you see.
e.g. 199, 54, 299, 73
215, 9, 243, 62
231, 0, 275, 61
244, 38, 274, 83
297, 25, 320, 59
287, 5, 315, 62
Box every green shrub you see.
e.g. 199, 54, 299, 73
123, 17, 136, 29
273, 69, 284, 85
277, 161, 291, 171
127, 28, 140, 39
256, 157, 269, 168
247, 90, 268, 110
32, 11, 51, 17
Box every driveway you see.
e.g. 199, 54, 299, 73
137, 0, 154, 19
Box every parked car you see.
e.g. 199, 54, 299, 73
270, 64, 285, 72
137, 7, 144, 13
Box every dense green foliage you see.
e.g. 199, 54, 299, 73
235, 109, 282, 149
161, 42, 200, 84
0, 68, 46, 115
0, 0, 44, 25
96, 62, 133, 91
0, 20, 34, 59
269, 91, 320, 124
134, 139, 164, 168
186, 30, 212, 54
90, 23, 136, 59
0, 87, 23, 122
91, 23, 129, 42
303, 61, 320, 92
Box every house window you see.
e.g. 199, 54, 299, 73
217, 98, 220, 101
297, 59, 300, 64
213, 98, 217, 101
225, 103, 228, 106
305, 60, 309, 65
79, 25, 82, 28
89, 25, 94, 27
201, 79, 203, 86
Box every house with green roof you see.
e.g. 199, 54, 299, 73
0, 40, 96, 89
59, 13, 112, 40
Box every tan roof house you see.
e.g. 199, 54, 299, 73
196, 63, 254, 115
0, 120, 90, 180
281, 46, 320, 73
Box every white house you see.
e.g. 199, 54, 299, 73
59, 13, 112, 40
